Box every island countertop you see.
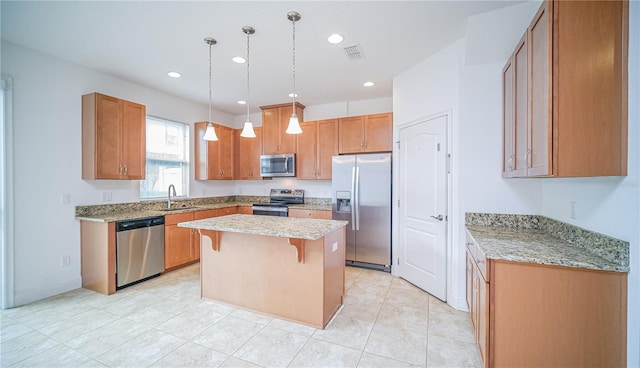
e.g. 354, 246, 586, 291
178, 214, 348, 240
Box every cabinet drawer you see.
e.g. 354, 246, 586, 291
289, 209, 332, 219
164, 212, 194, 226
466, 229, 488, 282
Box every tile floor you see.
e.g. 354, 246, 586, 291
0, 265, 481, 367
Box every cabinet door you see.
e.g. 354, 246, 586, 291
364, 113, 392, 152
478, 269, 488, 366
288, 209, 332, 219
528, 2, 552, 176
262, 108, 281, 154
121, 100, 146, 179
296, 121, 318, 179
95, 94, 122, 179
165, 213, 195, 269
338, 116, 365, 153
237, 206, 253, 214
235, 127, 262, 179
217, 125, 234, 179
502, 58, 515, 177
514, 35, 529, 176
316, 119, 338, 179
278, 105, 298, 154
466, 250, 474, 312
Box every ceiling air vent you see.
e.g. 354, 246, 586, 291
343, 44, 365, 61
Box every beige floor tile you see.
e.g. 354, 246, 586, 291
357, 352, 424, 368
96, 329, 185, 367
356, 270, 394, 286
64, 317, 151, 358
157, 303, 227, 340
428, 309, 475, 344
10, 343, 92, 367
100, 291, 163, 316
220, 356, 262, 367
364, 322, 427, 366
78, 359, 108, 368
312, 312, 375, 351
384, 284, 431, 310
13, 301, 95, 331
0, 315, 33, 343
122, 297, 190, 327
198, 299, 239, 316
345, 280, 389, 302
426, 334, 481, 368
151, 341, 229, 367
192, 316, 263, 355
267, 318, 317, 337
230, 308, 274, 325
233, 326, 308, 367
374, 302, 428, 331
0, 331, 59, 367
39, 309, 118, 343
289, 338, 361, 368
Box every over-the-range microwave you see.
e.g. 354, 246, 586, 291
260, 154, 295, 177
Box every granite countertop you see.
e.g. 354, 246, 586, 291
178, 214, 348, 240
75, 199, 331, 223
465, 213, 629, 273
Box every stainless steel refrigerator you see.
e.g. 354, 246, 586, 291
332, 153, 391, 271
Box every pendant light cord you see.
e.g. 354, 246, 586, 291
291, 17, 296, 110
246, 31, 251, 122
208, 42, 213, 126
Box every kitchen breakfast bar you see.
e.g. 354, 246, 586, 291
178, 214, 348, 329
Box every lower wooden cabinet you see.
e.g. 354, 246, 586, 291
165, 207, 238, 270
288, 208, 332, 219
237, 206, 253, 214
466, 231, 627, 367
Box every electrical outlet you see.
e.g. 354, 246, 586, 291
61, 256, 71, 267
101, 192, 112, 202
570, 201, 576, 219
60, 193, 70, 205
332, 242, 338, 252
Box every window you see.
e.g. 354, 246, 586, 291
140, 117, 189, 199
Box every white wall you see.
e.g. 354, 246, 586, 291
393, 1, 639, 364
2, 41, 392, 305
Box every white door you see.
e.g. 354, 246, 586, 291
398, 115, 447, 301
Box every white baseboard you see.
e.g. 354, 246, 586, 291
12, 277, 82, 307
448, 295, 468, 312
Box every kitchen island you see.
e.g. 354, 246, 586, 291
178, 214, 348, 329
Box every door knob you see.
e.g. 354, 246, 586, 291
431, 215, 444, 221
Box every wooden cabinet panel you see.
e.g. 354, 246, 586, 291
234, 127, 262, 180
237, 206, 253, 215
82, 92, 146, 180
296, 121, 318, 179
194, 122, 235, 180
316, 119, 338, 179
165, 212, 195, 270
261, 103, 304, 154
289, 208, 332, 219
502, 57, 515, 176
502, 0, 628, 178
338, 113, 392, 154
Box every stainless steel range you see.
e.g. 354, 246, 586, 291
252, 189, 304, 217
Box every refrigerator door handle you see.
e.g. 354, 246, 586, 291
355, 166, 360, 231
351, 167, 357, 231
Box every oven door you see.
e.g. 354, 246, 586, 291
252, 205, 289, 217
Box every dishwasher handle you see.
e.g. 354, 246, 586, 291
116, 216, 165, 232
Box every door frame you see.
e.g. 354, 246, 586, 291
1, 75, 15, 309
392, 110, 454, 302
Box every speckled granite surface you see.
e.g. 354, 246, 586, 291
178, 214, 347, 240
75, 196, 331, 222
465, 213, 629, 273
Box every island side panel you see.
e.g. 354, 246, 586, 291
322, 226, 346, 327
200, 231, 326, 328
80, 221, 116, 295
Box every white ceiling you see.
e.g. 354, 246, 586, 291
1, 1, 518, 116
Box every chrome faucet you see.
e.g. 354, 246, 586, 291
167, 184, 177, 209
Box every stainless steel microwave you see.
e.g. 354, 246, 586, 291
260, 154, 295, 177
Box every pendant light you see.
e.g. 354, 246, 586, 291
203, 37, 219, 141
285, 11, 303, 135
240, 26, 257, 138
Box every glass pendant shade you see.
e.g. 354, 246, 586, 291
286, 113, 302, 134
203, 123, 218, 141
240, 121, 256, 138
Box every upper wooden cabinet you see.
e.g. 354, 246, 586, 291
194, 122, 234, 180
234, 127, 263, 180
261, 102, 305, 154
503, 33, 529, 178
82, 92, 146, 179
296, 119, 338, 180
502, 0, 628, 177
338, 113, 392, 154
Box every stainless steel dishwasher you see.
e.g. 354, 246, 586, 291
115, 216, 165, 289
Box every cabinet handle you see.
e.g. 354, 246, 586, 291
508, 154, 514, 170
124, 165, 128, 175
525, 149, 531, 169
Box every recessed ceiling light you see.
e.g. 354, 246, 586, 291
233, 56, 246, 64
238, 100, 247, 105
288, 93, 298, 98
327, 34, 344, 44
363, 81, 375, 87
167, 71, 182, 78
